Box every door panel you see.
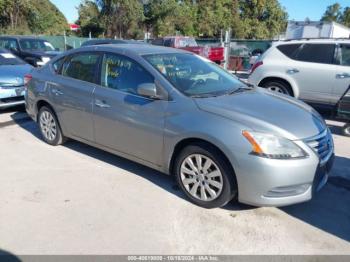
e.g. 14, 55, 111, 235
334, 44, 350, 105
291, 44, 336, 104
50, 52, 100, 142
93, 53, 165, 166
49, 78, 96, 141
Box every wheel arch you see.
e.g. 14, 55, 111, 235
35, 100, 65, 136
258, 76, 298, 98
168, 137, 237, 181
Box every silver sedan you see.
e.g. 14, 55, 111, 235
25, 44, 334, 208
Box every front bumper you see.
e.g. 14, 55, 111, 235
0, 87, 25, 109
231, 132, 334, 207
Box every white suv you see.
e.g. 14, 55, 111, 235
248, 39, 350, 109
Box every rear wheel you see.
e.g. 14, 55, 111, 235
174, 143, 237, 209
262, 80, 293, 96
38, 106, 66, 145
343, 124, 350, 137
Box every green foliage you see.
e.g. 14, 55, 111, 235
77, 0, 104, 37
321, 3, 342, 23
239, 0, 288, 39
321, 3, 350, 27
0, 0, 69, 35
97, 0, 144, 39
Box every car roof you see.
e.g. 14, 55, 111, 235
76, 43, 191, 56
275, 38, 350, 46
0, 36, 47, 41
82, 39, 133, 45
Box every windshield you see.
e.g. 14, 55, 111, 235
143, 53, 247, 97
0, 51, 25, 65
19, 39, 55, 51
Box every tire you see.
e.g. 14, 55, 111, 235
343, 124, 350, 137
38, 106, 66, 146
262, 80, 293, 96
174, 142, 237, 209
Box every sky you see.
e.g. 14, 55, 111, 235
50, 0, 350, 23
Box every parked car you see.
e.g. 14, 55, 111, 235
0, 49, 32, 109
0, 36, 61, 67
81, 39, 145, 47
25, 44, 334, 208
152, 36, 224, 64
248, 39, 350, 135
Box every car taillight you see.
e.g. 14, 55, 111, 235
24, 74, 32, 87
250, 61, 263, 74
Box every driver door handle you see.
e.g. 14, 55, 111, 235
95, 99, 111, 108
336, 73, 350, 79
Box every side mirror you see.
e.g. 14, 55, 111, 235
137, 83, 161, 99
9, 47, 18, 52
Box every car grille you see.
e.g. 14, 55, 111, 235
304, 129, 333, 165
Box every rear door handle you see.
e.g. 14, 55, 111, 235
95, 99, 111, 108
287, 68, 299, 74
336, 73, 350, 79
52, 88, 64, 96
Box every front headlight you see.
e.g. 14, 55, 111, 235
242, 131, 308, 159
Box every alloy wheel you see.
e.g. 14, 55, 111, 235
39, 111, 57, 141
180, 154, 223, 201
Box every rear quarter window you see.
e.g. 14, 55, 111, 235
277, 44, 302, 59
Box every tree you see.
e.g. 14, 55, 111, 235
97, 0, 144, 39
196, 0, 241, 38
144, 0, 196, 37
321, 3, 342, 22
76, 0, 104, 37
0, 0, 69, 35
239, 0, 288, 39
340, 7, 350, 27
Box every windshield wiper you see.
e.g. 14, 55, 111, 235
224, 86, 253, 96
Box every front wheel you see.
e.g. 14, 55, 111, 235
38, 106, 66, 146
343, 124, 350, 137
174, 143, 237, 209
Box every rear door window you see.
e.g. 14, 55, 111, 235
340, 44, 350, 66
295, 44, 335, 64
61, 53, 100, 83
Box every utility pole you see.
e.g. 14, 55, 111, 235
223, 28, 231, 70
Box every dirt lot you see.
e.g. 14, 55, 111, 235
0, 106, 349, 255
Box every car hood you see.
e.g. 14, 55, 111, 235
194, 87, 326, 140
0, 64, 33, 86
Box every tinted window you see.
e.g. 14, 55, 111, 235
62, 53, 100, 83
295, 44, 335, 64
19, 39, 55, 51
164, 39, 172, 47
52, 57, 65, 73
277, 44, 301, 59
340, 45, 350, 66
100, 53, 154, 95
152, 39, 164, 46
0, 39, 19, 50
